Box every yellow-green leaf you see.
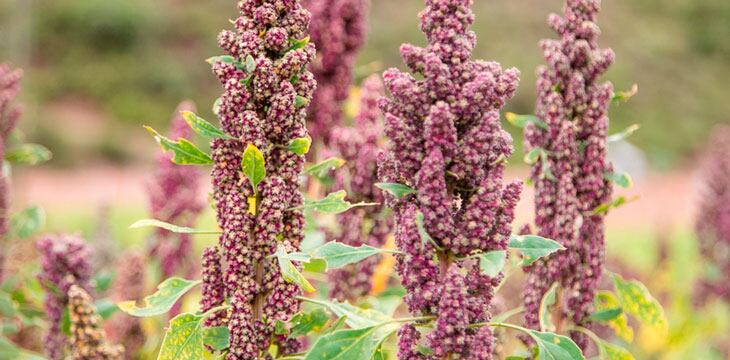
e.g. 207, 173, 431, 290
605, 172, 633, 189
157, 313, 204, 360
181, 111, 233, 139
288, 137, 312, 155
145, 126, 213, 165
506, 113, 548, 130
305, 157, 346, 179
599, 340, 635, 360
275, 246, 315, 293
539, 282, 559, 332
118, 278, 201, 317
594, 291, 633, 343
303, 323, 399, 360
611, 274, 668, 335
202, 326, 229, 351
241, 143, 266, 191
5, 144, 52, 166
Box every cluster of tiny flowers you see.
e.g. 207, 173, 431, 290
378, 0, 521, 358
0, 63, 23, 282
327, 75, 392, 301
522, 0, 615, 349
201, 1, 316, 358
148, 101, 205, 280
36, 234, 93, 360
695, 125, 730, 303
106, 252, 146, 359
303, 0, 368, 145
67, 285, 125, 360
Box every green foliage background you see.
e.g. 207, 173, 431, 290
0, 0, 729, 167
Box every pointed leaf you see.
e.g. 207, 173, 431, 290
524, 147, 544, 165
295, 95, 309, 108
275, 246, 315, 293
181, 111, 233, 140
302, 298, 392, 329
530, 330, 585, 360
592, 196, 640, 215
289, 308, 330, 338
145, 126, 213, 165
9, 206, 45, 239
157, 313, 204, 360
594, 291, 633, 342
5, 144, 52, 166
288, 137, 312, 155
611, 274, 668, 335
477, 251, 507, 278
129, 219, 220, 234
241, 144, 266, 191
313, 242, 391, 269
506, 113, 548, 130
605, 172, 633, 189
118, 278, 201, 317
509, 235, 565, 266
245, 54, 256, 73
293, 190, 377, 214
303, 323, 399, 360
589, 308, 623, 322
375, 183, 417, 199
539, 282, 559, 332
305, 157, 345, 179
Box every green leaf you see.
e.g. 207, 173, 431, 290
476, 251, 507, 278
289, 308, 330, 338
612, 84, 638, 104
293, 190, 377, 214
9, 206, 45, 239
118, 277, 201, 317
303, 258, 327, 273
157, 313, 205, 360
508, 235, 565, 266
305, 157, 345, 179
605, 172, 633, 189
286, 36, 310, 52
592, 196, 639, 215
374, 183, 418, 199
589, 308, 623, 322
288, 137, 312, 155
506, 113, 548, 130
530, 330, 585, 360
302, 298, 392, 329
597, 340, 635, 360
524, 147, 544, 165
5, 144, 52, 166
275, 246, 315, 293
313, 242, 391, 269
539, 282, 559, 332
295, 95, 309, 108
608, 124, 640, 143
203, 326, 230, 351
95, 299, 119, 319
245, 54, 256, 73
303, 323, 399, 360
181, 111, 233, 140
594, 291, 633, 343
129, 219, 220, 235
93, 272, 114, 293
0, 292, 16, 317
241, 144, 266, 192
145, 126, 213, 165
611, 274, 668, 335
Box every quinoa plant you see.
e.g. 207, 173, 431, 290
37, 234, 93, 360
148, 101, 205, 280
327, 75, 392, 301
67, 285, 125, 360
695, 125, 730, 302
304, 0, 369, 147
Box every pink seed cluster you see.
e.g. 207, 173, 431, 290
378, 0, 521, 358
148, 101, 204, 281
201, 0, 316, 358
695, 125, 730, 303
37, 234, 93, 360
327, 75, 392, 301
304, 0, 369, 146
0, 64, 23, 282
522, 0, 615, 349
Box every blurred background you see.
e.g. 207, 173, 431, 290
1, 0, 729, 358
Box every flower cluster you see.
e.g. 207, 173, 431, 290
327, 75, 392, 301
201, 1, 316, 358
378, 0, 521, 358
304, 0, 368, 146
37, 234, 93, 360
522, 0, 615, 349
695, 125, 730, 303
68, 285, 125, 360
0, 64, 23, 282
148, 101, 204, 280
106, 252, 145, 359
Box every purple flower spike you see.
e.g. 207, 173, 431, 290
328, 75, 393, 301
205, 1, 316, 357
304, 0, 369, 146
379, 0, 520, 358
522, 0, 615, 350
695, 125, 730, 303
37, 234, 93, 360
